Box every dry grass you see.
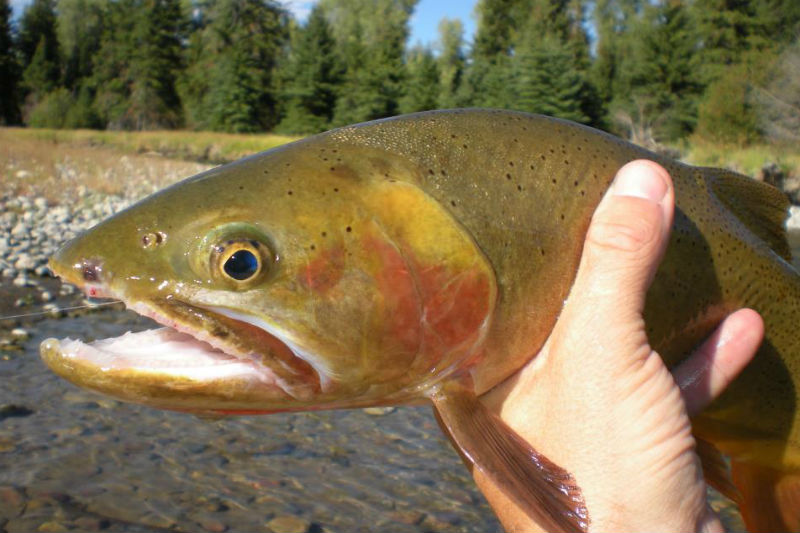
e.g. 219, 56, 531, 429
681, 138, 800, 179
0, 130, 213, 202
2, 127, 298, 164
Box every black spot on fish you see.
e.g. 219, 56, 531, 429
346, 226, 352, 233
310, 244, 316, 251
321, 231, 327, 237
506, 173, 512, 180
287, 191, 293, 196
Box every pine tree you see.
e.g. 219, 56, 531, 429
323, 0, 417, 125
436, 18, 464, 109
608, 0, 702, 143
17, 0, 58, 67
276, 4, 341, 134
18, 0, 60, 104
58, 0, 106, 91
0, 0, 21, 124
180, 0, 288, 132
512, 33, 589, 123
398, 44, 438, 114
462, 0, 520, 108
126, 0, 185, 129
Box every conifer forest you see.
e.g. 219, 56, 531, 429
1, 0, 798, 148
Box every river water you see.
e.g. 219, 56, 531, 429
3, 234, 798, 532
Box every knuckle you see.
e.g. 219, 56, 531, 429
586, 201, 662, 255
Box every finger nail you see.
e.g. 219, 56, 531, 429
613, 161, 668, 203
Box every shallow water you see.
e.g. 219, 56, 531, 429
4, 230, 798, 532
1, 308, 504, 532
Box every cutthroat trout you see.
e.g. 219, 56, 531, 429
41, 109, 800, 532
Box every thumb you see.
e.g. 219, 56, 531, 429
570, 159, 674, 318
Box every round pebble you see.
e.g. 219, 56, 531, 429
267, 515, 310, 533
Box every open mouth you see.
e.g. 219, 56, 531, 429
40, 288, 323, 409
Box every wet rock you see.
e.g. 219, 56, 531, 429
59, 284, 76, 295
10, 222, 28, 239
0, 404, 34, 420
12, 276, 34, 288
267, 515, 311, 533
40, 291, 54, 302
0, 486, 26, 518
196, 516, 228, 532
363, 407, 397, 416
788, 206, 800, 230
14, 254, 36, 271
10, 328, 29, 341
36, 521, 68, 532
73, 517, 108, 530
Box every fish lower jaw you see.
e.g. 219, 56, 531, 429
42, 327, 282, 386
39, 297, 313, 407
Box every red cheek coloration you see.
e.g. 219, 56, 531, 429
365, 234, 423, 358
364, 230, 492, 372
299, 246, 345, 293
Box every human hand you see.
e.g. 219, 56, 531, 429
477, 160, 764, 532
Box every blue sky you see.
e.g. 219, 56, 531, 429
11, 0, 478, 48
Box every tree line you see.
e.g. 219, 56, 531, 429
1, 0, 798, 146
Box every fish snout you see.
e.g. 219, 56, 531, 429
49, 245, 114, 298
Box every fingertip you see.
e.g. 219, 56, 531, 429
612, 160, 672, 204
677, 308, 764, 416
716, 308, 763, 361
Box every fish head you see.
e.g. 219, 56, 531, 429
42, 138, 497, 414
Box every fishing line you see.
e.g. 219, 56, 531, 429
0, 300, 124, 321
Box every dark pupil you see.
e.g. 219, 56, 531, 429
224, 250, 259, 280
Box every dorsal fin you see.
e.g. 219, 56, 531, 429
706, 167, 792, 260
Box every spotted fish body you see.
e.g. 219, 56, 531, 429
41, 110, 800, 531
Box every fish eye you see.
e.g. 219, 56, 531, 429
212, 239, 271, 284
223, 249, 259, 280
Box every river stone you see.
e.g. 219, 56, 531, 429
10, 329, 29, 341
267, 515, 310, 533
10, 222, 27, 238
14, 254, 36, 271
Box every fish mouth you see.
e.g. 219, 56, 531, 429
40, 287, 324, 413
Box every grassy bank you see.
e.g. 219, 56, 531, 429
3, 126, 798, 199
0, 127, 299, 165
681, 139, 800, 179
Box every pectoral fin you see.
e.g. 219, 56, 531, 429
430, 382, 587, 533
729, 460, 800, 533
695, 437, 741, 503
